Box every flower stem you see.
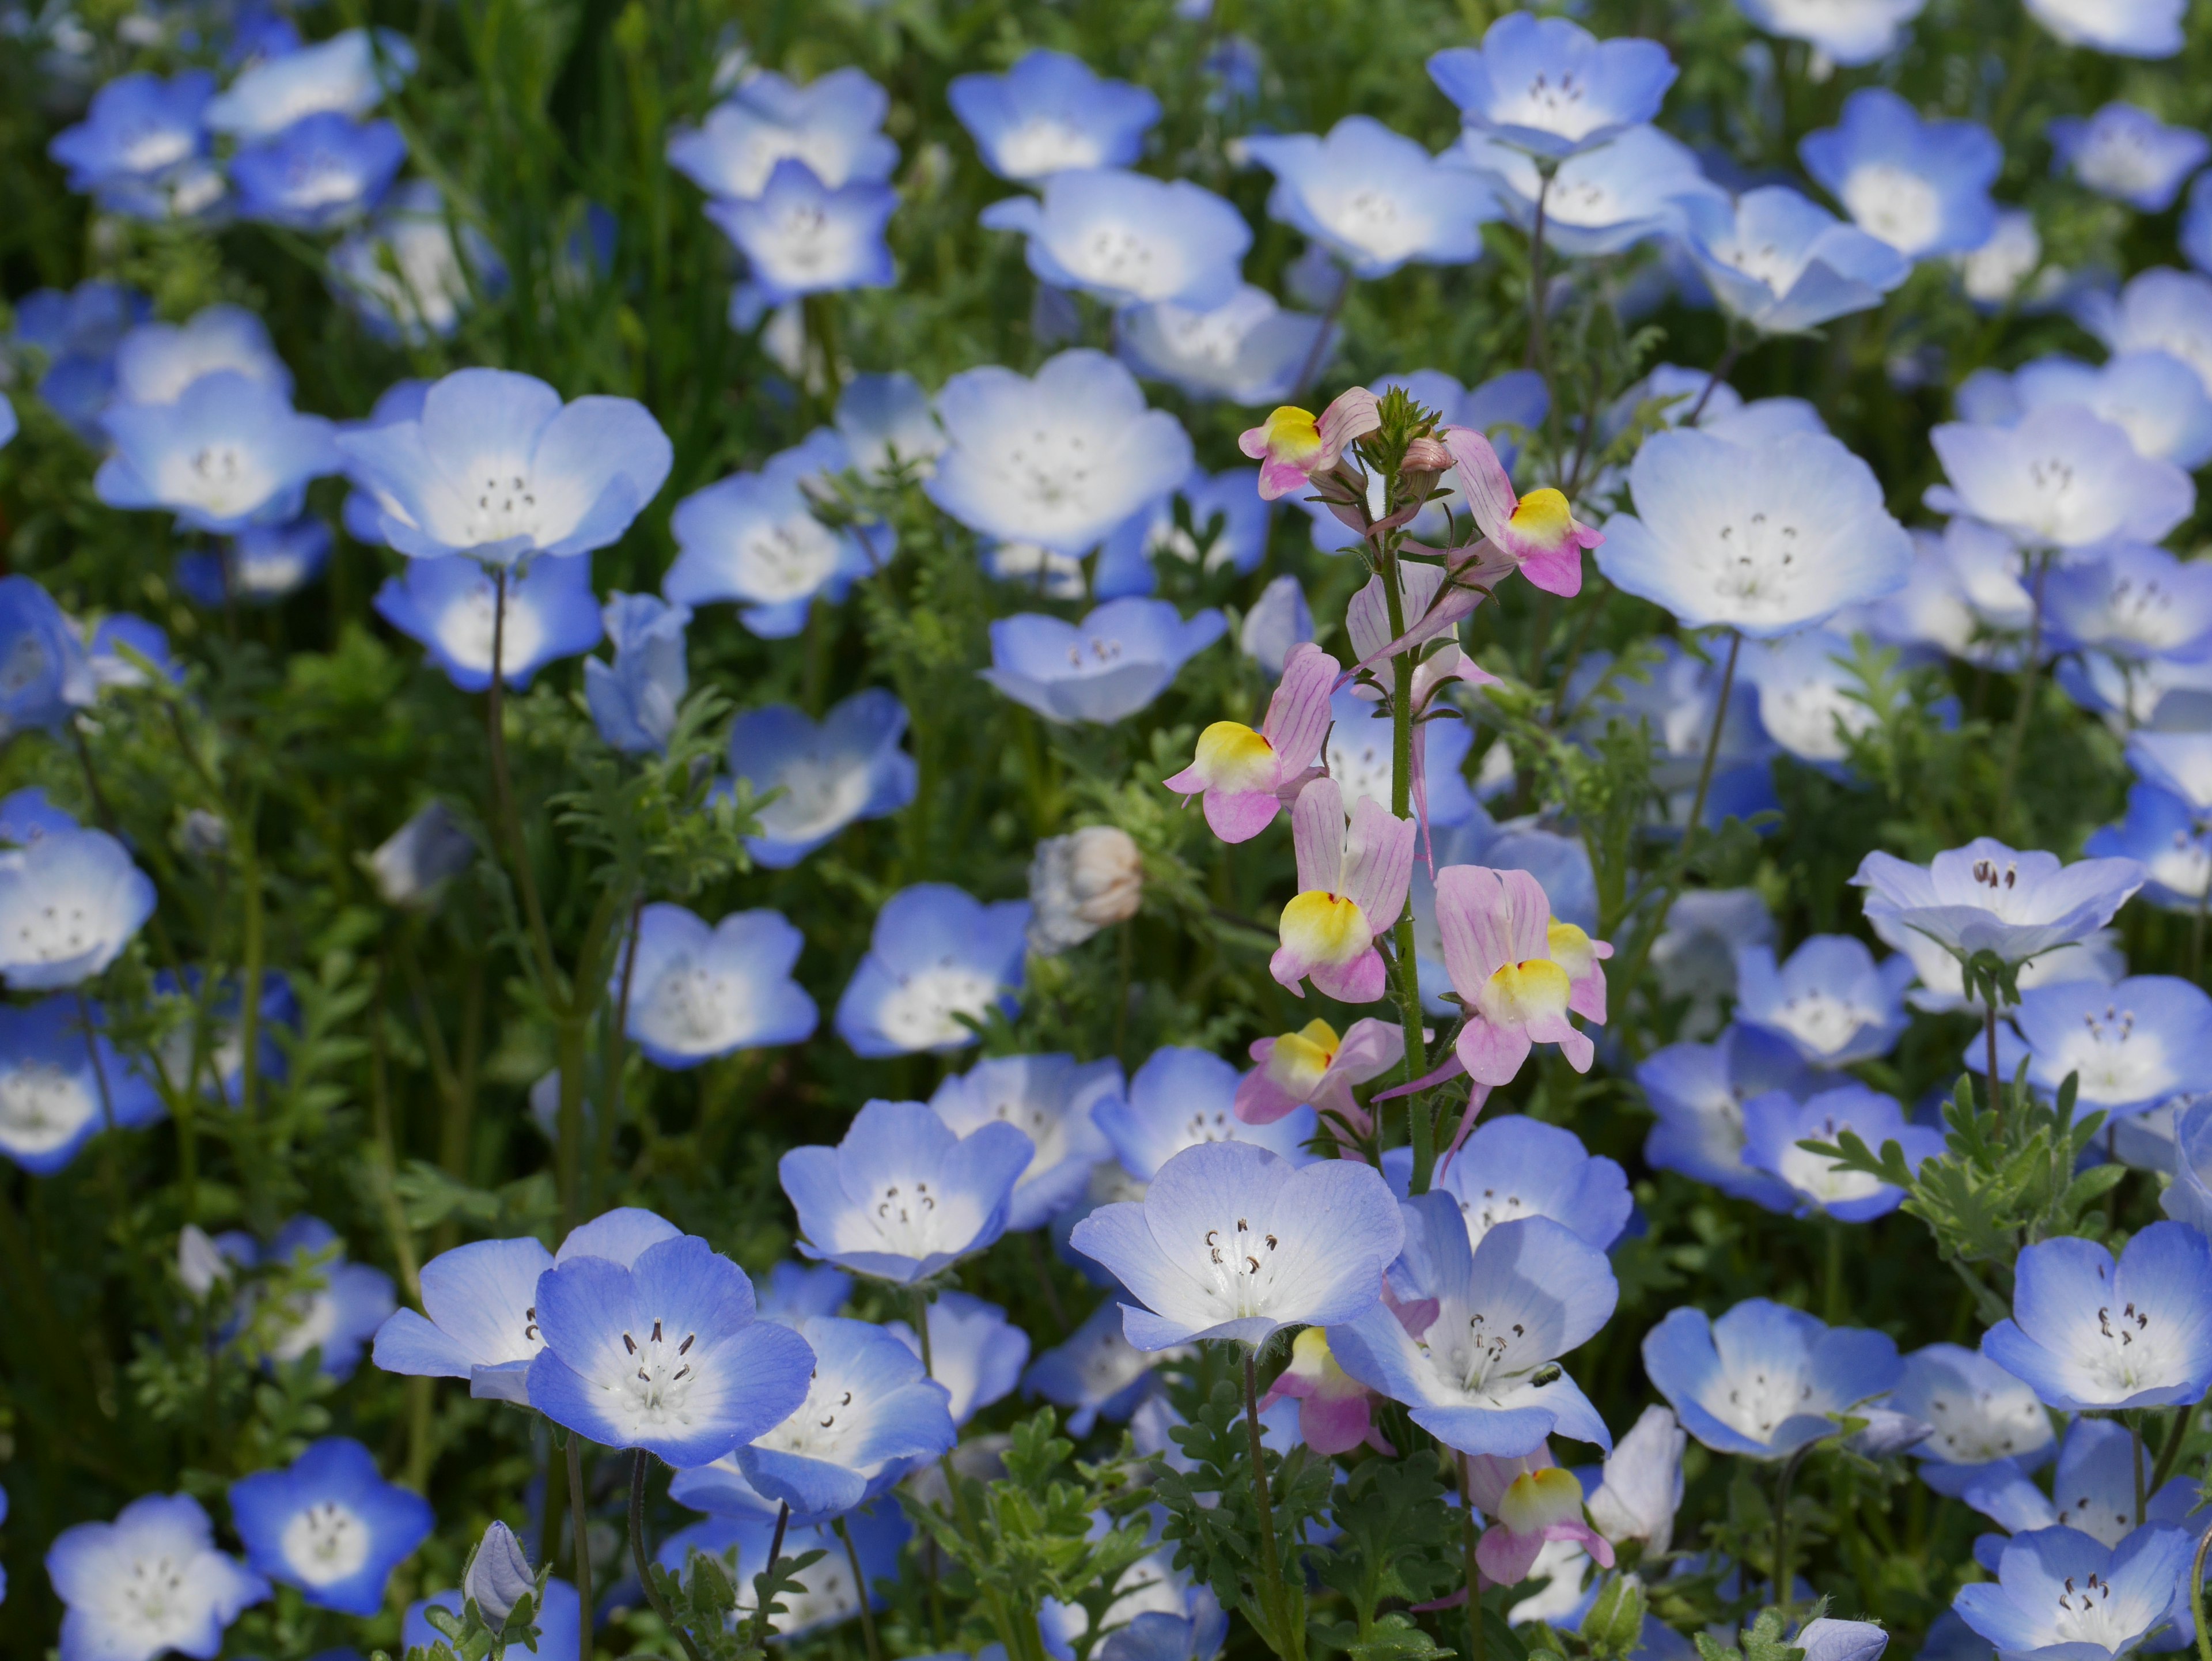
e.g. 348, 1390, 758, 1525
1685, 339, 1740, 426
1380, 546, 1432, 1190
910, 1285, 935, 1375
1984, 1001, 2004, 1130
2190, 1503, 2212, 1661
632, 1450, 706, 1661
1997, 551, 2052, 831
1290, 271, 1351, 397
1243, 1345, 1296, 1660
753, 1499, 791, 1651
838, 1515, 885, 1661
1772, 1444, 1809, 1617
1457, 1453, 1485, 1661
485, 568, 564, 998
567, 1437, 593, 1661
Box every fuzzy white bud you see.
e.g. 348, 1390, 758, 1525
1027, 826, 1143, 954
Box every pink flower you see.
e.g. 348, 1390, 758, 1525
1270, 777, 1415, 1005
1162, 642, 1336, 842
1260, 1327, 1395, 1456
1235, 1015, 1406, 1130
1440, 426, 1603, 598
1463, 1450, 1616, 1587
1239, 388, 1382, 502
1341, 548, 1519, 675
1436, 865, 1612, 1085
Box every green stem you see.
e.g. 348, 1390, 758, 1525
1986, 1001, 2005, 1130
2153, 1407, 2191, 1493
1457, 1453, 1485, 1661
752, 1500, 791, 1651
1773, 1444, 1809, 1617
633, 1450, 706, 1661
2190, 1505, 2212, 1661
486, 568, 566, 1000
838, 1516, 885, 1661
237, 809, 266, 1127
910, 1285, 935, 1375
1997, 551, 2052, 831
1243, 1345, 1297, 1660
1380, 546, 1433, 1190
568, 1438, 593, 1661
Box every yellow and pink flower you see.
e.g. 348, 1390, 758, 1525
1270, 777, 1415, 1005
1161, 642, 1337, 842
1238, 387, 1382, 501
1440, 425, 1603, 597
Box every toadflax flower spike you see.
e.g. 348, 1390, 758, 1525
1440, 426, 1603, 597
1240, 387, 1381, 501
1162, 641, 1337, 842
1271, 777, 1415, 1004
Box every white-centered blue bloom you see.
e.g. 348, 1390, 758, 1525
1956, 1523, 2194, 1661
2044, 543, 2212, 663
1094, 1045, 1319, 1184
1740, 1083, 1941, 1222
0, 996, 164, 1175
181, 520, 323, 616
96, 372, 338, 534
1426, 12, 1676, 160
0, 394, 13, 451
1451, 124, 1722, 258
1941, 1415, 2174, 1547
930, 1054, 1119, 1230
1800, 88, 1999, 260
2078, 267, 2212, 396
780, 1096, 1035, 1284
1116, 283, 1334, 406
1643, 1298, 1902, 1458
1642, 888, 1775, 1037
406, 1581, 582, 1659
666, 67, 897, 200
707, 159, 898, 304
46, 1493, 267, 1661
1070, 1138, 1403, 1350
2023, 0, 2183, 57
0, 576, 94, 737
585, 592, 689, 754
834, 884, 1029, 1058
112, 304, 291, 408
982, 599, 1224, 726
2050, 103, 2209, 212
1094, 467, 1272, 596
982, 169, 1247, 312
1736, 631, 1881, 770
929, 350, 1192, 556
1026, 1296, 1175, 1433
726, 688, 915, 868
1984, 1222, 2212, 1410
1961, 352, 2212, 471
1397, 1114, 1632, 1254
329, 181, 502, 345
1678, 187, 1909, 335
229, 112, 406, 230
657, 1500, 908, 1639
11, 279, 149, 438
618, 904, 816, 1070
2186, 177, 2212, 276
1989, 975, 2212, 1117
373, 551, 603, 691
1893, 1342, 2055, 1473
1929, 407, 2194, 549
834, 371, 945, 482
1880, 915, 2121, 1019
1854, 837, 2146, 970
1329, 1194, 1614, 1456
758, 1261, 854, 1325
526, 1231, 816, 1464
665, 430, 889, 638
1735, 0, 1928, 65
228, 1437, 432, 1615
1566, 642, 1781, 833
148, 969, 296, 1107
1597, 427, 1912, 635
1734, 935, 1914, 1068
48, 70, 226, 221
885, 1291, 1030, 1425
2127, 728, 2212, 819
0, 824, 156, 991
1243, 116, 1499, 279
337, 366, 672, 566
204, 28, 416, 140
221, 1215, 395, 1380
949, 48, 1158, 181
2088, 784, 2212, 913
367, 798, 477, 911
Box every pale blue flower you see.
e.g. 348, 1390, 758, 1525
1678, 187, 1908, 335
834, 371, 945, 482
1567, 641, 1780, 830
1990, 975, 2212, 1117
1025, 1297, 1171, 1433
834, 884, 1029, 1058
1385, 1114, 1633, 1253
0, 824, 156, 991
666, 67, 897, 200
2045, 543, 2212, 664
2024, 0, 2182, 56
1734, 630, 1887, 773
619, 905, 816, 1069
1894, 1343, 2054, 1478
1930, 407, 2194, 550
586, 592, 690, 754
406, 1581, 581, 1659
1800, 89, 1999, 260
1961, 352, 2212, 471
11, 279, 149, 438
1735, 936, 1914, 1068
1741, 1083, 1941, 1222
340, 380, 426, 539
1644, 1298, 1902, 1458
328, 181, 502, 345
1735, 0, 1927, 65
1115, 283, 1334, 404
48, 70, 225, 221
373, 551, 603, 691
2159, 1094, 2212, 1235
707, 160, 897, 304
0, 576, 94, 737
225, 1215, 396, 1379
229, 1437, 431, 1615
1327, 683, 1475, 827
229, 112, 405, 230
1451, 125, 1722, 257
96, 372, 338, 533
0, 996, 163, 1175
1955, 1526, 2194, 1661
982, 169, 1247, 311
949, 49, 1161, 181
204, 28, 416, 139
150, 969, 296, 1106
1244, 116, 1499, 279
47, 1494, 267, 1661
727, 688, 915, 867
1095, 468, 1273, 598
1639, 1027, 1822, 1208
1241, 574, 1314, 677
1854, 837, 2146, 969
2079, 270, 2212, 402
982, 599, 1225, 725
113, 304, 290, 408
2050, 104, 2209, 212
2088, 784, 2212, 913
2183, 176, 2212, 275
931, 1054, 1119, 1230
758, 1261, 854, 1324
1094, 1045, 1318, 1182
179, 517, 331, 610
0, 394, 14, 451
779, 1096, 1034, 1283
1427, 12, 1676, 160
887, 1292, 1030, 1425
1985, 1222, 2212, 1410
656, 1499, 908, 1638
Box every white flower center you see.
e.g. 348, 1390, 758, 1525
997, 120, 1104, 177
1453, 1185, 1534, 1251
734, 513, 843, 603
603, 1314, 706, 1431
1498, 69, 1592, 135
763, 1365, 872, 1463
118, 1552, 199, 1640
1715, 233, 1809, 297
1706, 1360, 1814, 1442
1070, 224, 1169, 296
1155, 292, 1269, 366
756, 201, 844, 281
1314, 185, 1425, 264
1775, 1114, 1885, 1205
166, 441, 276, 520
1430, 1295, 1539, 1396
640, 952, 748, 1046
1326, 718, 1395, 813
1916, 1383, 2047, 1464
2077, 130, 2171, 200
281, 1500, 372, 1585
756, 753, 873, 842
1063, 633, 1128, 675
460, 470, 544, 546
1770, 988, 1877, 1058
875, 964, 1000, 1050
6, 895, 112, 966
2149, 833, 2212, 902
2090, 573, 2194, 654
0, 1061, 96, 1154
1841, 163, 1944, 256
433, 587, 547, 678
2049, 1572, 2135, 1649
278, 146, 370, 211
120, 121, 195, 173
1194, 1213, 1289, 1321
2046, 1001, 2174, 1105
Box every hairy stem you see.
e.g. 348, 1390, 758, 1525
838, 1515, 885, 1661
1244, 1346, 1296, 1659
1997, 551, 2052, 830
567, 1438, 593, 1661
1457, 1454, 1485, 1661
485, 568, 565, 998
1380, 546, 1433, 1190
2191, 1503, 2212, 1661
752, 1500, 791, 1652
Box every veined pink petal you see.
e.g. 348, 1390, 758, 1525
1300, 1390, 1389, 1456
1290, 775, 1347, 894
1256, 456, 1312, 500
1315, 387, 1381, 469
1372, 1048, 1467, 1104
1434, 865, 1513, 992
1204, 789, 1287, 843
1268, 941, 1313, 997
1344, 545, 1517, 677
1440, 425, 1520, 541
1435, 1083, 1494, 1178
1263, 644, 1341, 773
1566, 964, 1607, 1024
1233, 1054, 1305, 1125
1343, 795, 1415, 927
1516, 539, 1586, 597
1330, 1017, 1406, 1082
1464, 1450, 1555, 1516
1474, 1525, 1547, 1587
1312, 948, 1388, 1004
1456, 1014, 1535, 1087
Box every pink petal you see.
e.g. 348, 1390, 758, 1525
1299, 1392, 1381, 1457
1263, 644, 1342, 773
1475, 1525, 1546, 1587
1343, 795, 1415, 927
1312, 948, 1388, 1004
1384, 1285, 1440, 1338
1316, 387, 1381, 468
1494, 869, 1554, 962
1268, 943, 1313, 997
1256, 456, 1309, 500
1517, 542, 1585, 598
1567, 966, 1608, 1024
1330, 1017, 1406, 1081
1237, 425, 1272, 461
1290, 775, 1346, 894
1541, 1520, 1615, 1568
1455, 1016, 1535, 1088
1234, 1063, 1305, 1125
1162, 764, 1206, 796
1433, 864, 1510, 992
1206, 789, 1286, 844
1373, 1049, 1467, 1104
1440, 426, 1519, 542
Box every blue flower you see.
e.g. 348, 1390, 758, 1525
1990, 975, 2212, 1117
1241, 575, 1315, 677
0, 824, 156, 990
0, 394, 14, 451
1568, 641, 1780, 831
1734, 0, 1927, 65
2078, 268, 2212, 397
1800, 89, 1999, 260
707, 160, 898, 304
336, 366, 672, 566
1093, 468, 1273, 599
0, 575, 94, 737
1244, 116, 1498, 279
1930, 407, 2194, 550
203, 28, 417, 140
1893, 1342, 2054, 1472
1389, 1114, 1633, 1253
1095, 1045, 1319, 1182
1734, 936, 1915, 1067
328, 181, 502, 345
586, 592, 690, 754
887, 1291, 1030, 1425
834, 884, 1029, 1058
1741, 1083, 1942, 1222
112, 304, 291, 408
47, 1493, 267, 1660
2088, 784, 2212, 914
759, 1261, 854, 1325
949, 49, 1161, 181
726, 689, 915, 868
1427, 12, 1675, 160
779, 1097, 1035, 1284
929, 350, 1193, 556
1971, 353, 2212, 472
1326, 684, 1475, 828
368, 799, 476, 910
1450, 124, 1723, 259
1643, 1299, 1902, 1458
97, 372, 339, 533
1026, 1296, 1174, 1433
48, 70, 225, 221
2046, 543, 2212, 663
1597, 427, 1912, 634
983, 599, 1225, 725
1855, 837, 2147, 970
657, 1498, 909, 1639
406, 1580, 581, 1659
1944, 1420, 2194, 1560
1954, 1526, 2194, 1661
85, 613, 174, 693
151, 969, 296, 1106
2050, 104, 2209, 212
1678, 187, 1908, 335
665, 430, 889, 636
832, 371, 945, 482
666, 67, 897, 200
339, 380, 427, 538
982, 169, 1247, 311
229, 112, 406, 230
1115, 284, 1335, 406
179, 517, 333, 608
2024, 0, 2182, 56
10, 279, 149, 439
931, 1054, 1118, 1230
373, 552, 603, 691
230, 1437, 432, 1615
1984, 1222, 2212, 1411
618, 904, 816, 1070
0, 996, 165, 1175
1328, 1194, 1613, 1455
229, 1216, 396, 1379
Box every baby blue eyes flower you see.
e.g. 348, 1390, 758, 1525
1740, 1083, 1941, 1223
2078, 268, 2212, 398
1953, 1526, 2195, 1661
1964, 353, 2212, 473
2024, 0, 2183, 57
97, 372, 340, 534
113, 304, 291, 408
931, 1054, 1119, 1230
1893, 1342, 2054, 1473
658, 1500, 910, 1639
1450, 124, 1724, 259
1244, 116, 1500, 279
1596, 427, 1912, 635
929, 350, 1194, 556
1854, 837, 2146, 970
983, 169, 1249, 311
1643, 1298, 1902, 1459
338, 366, 673, 567
1734, 0, 1929, 66
619, 904, 816, 1070
407, 1580, 582, 1659
12, 278, 150, 438
1328, 1194, 1615, 1456
0, 575, 95, 737
1426, 12, 1675, 160
1990, 975, 2212, 1117
586, 592, 690, 754
834, 883, 1029, 1058
2050, 103, 2209, 212
203, 27, 417, 140
1734, 935, 1914, 1067
887, 1291, 1030, 1425
982, 599, 1225, 726
706, 160, 898, 304
373, 551, 603, 692
2087, 784, 2212, 913
2161, 1095, 2212, 1235
223, 1214, 396, 1379
834, 371, 946, 482
1983, 1221, 2212, 1412
0, 394, 14, 451
1116, 283, 1336, 406
949, 48, 1162, 180
1027, 1296, 1175, 1433
1678, 187, 1909, 335
759, 1260, 855, 1324
229, 1436, 432, 1615
0, 824, 157, 990
229, 112, 407, 230
1069, 1138, 1404, 1350
329, 180, 502, 345
1328, 683, 1475, 828
666, 66, 898, 200
1410, 1114, 1633, 1255
46, 1492, 268, 1661
1929, 407, 2194, 550
48, 70, 224, 221
1735, 631, 1881, 770
0, 996, 164, 1175
726, 688, 916, 868
1241, 575, 1315, 678
1799, 89, 2001, 260
1094, 1044, 1319, 1183
779, 1096, 1035, 1284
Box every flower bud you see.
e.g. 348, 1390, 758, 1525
464, 1520, 533, 1625
1027, 826, 1143, 954
1399, 436, 1452, 476
366, 799, 476, 909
